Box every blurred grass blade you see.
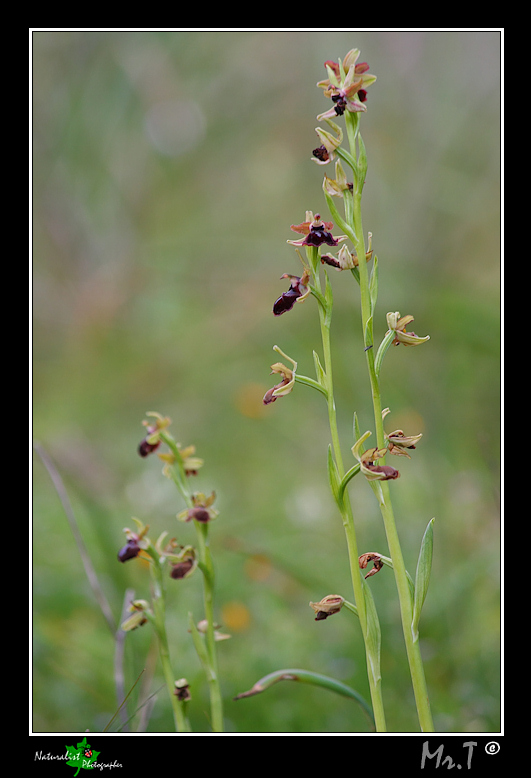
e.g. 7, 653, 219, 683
411, 518, 435, 641
103, 669, 146, 732
234, 668, 374, 727
33, 441, 116, 634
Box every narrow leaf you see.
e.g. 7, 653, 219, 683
327, 445, 341, 505
322, 186, 357, 244
374, 328, 396, 378
353, 411, 362, 445
369, 254, 379, 314
411, 519, 435, 641
323, 269, 334, 328
362, 580, 381, 687
364, 315, 374, 351
357, 132, 367, 192
338, 462, 361, 501
234, 668, 374, 727
313, 350, 326, 387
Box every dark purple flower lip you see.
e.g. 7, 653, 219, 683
272, 272, 309, 316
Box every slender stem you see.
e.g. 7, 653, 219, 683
345, 112, 433, 731
159, 431, 224, 732
149, 555, 191, 732
195, 522, 224, 732
309, 247, 387, 732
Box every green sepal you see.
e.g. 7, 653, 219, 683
411, 518, 435, 641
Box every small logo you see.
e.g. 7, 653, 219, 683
65, 736, 100, 776
485, 741, 500, 755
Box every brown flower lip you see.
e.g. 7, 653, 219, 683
118, 539, 141, 562
170, 559, 195, 579
312, 145, 330, 163
138, 433, 160, 458
365, 463, 400, 480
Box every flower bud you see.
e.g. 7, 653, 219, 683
309, 594, 345, 621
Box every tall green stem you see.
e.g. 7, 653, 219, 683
149, 555, 191, 732
159, 431, 224, 732
345, 112, 433, 731
195, 522, 224, 732
308, 247, 387, 732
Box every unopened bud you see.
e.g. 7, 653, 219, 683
309, 594, 345, 621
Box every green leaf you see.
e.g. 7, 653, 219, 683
362, 579, 381, 688
353, 411, 362, 445
364, 315, 374, 351
357, 132, 367, 193
374, 327, 396, 378
294, 373, 328, 398
338, 462, 361, 501
234, 667, 374, 728
323, 270, 334, 327
327, 444, 341, 505
322, 185, 357, 244
313, 350, 326, 387
369, 254, 379, 314
411, 519, 435, 641
335, 145, 359, 179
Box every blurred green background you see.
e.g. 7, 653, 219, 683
32, 30, 501, 734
